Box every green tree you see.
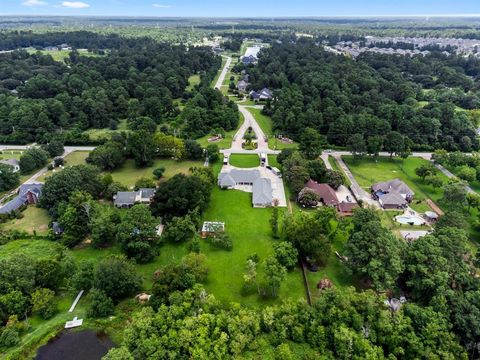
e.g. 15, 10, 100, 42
415, 163, 436, 180
153, 167, 166, 180
366, 136, 382, 158
128, 130, 155, 167
19, 147, 49, 174
206, 144, 219, 163
274, 242, 298, 270
270, 205, 280, 238
325, 169, 344, 190
134, 177, 156, 190
384, 131, 405, 158
442, 182, 467, 209
87, 289, 114, 318
41, 139, 64, 158
86, 142, 126, 171
90, 207, 118, 248
0, 164, 19, 192
347, 133, 366, 158
346, 220, 404, 291
116, 205, 160, 263
31, 288, 56, 319
93, 256, 141, 301
162, 215, 197, 243
103, 347, 134, 360
263, 256, 287, 297
299, 127, 324, 160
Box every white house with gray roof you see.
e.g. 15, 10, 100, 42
114, 188, 156, 208
218, 169, 273, 207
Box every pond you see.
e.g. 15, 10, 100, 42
35, 330, 115, 360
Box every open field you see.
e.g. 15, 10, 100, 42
201, 186, 305, 306
83, 119, 128, 141
26, 48, 102, 62
2, 206, 50, 234
110, 158, 203, 189
186, 74, 201, 91
37, 151, 91, 182
343, 156, 449, 213
229, 154, 260, 168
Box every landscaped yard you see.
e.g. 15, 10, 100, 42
196, 112, 245, 149
109, 158, 203, 189
201, 186, 305, 306
2, 206, 50, 234
229, 154, 260, 168
343, 156, 449, 213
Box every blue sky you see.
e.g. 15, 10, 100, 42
1, 0, 480, 17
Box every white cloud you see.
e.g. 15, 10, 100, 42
22, 0, 47, 6
153, 4, 172, 8
61, 1, 90, 8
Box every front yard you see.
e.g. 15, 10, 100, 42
228, 154, 260, 168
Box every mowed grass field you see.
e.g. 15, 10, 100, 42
37, 151, 91, 182
343, 156, 449, 213
2, 206, 50, 234
201, 187, 305, 306
110, 158, 203, 188
229, 154, 260, 168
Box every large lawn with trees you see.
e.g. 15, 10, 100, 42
109, 159, 203, 188
200, 186, 305, 306
343, 156, 449, 212
1, 206, 50, 235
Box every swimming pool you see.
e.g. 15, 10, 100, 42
395, 215, 425, 226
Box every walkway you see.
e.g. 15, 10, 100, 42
214, 56, 232, 90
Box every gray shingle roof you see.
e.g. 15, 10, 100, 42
372, 179, 414, 197
218, 169, 261, 187
252, 178, 273, 206
139, 188, 155, 199
378, 192, 407, 207
0, 183, 43, 214
0, 159, 19, 167
114, 192, 137, 206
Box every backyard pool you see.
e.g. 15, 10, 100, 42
395, 215, 425, 226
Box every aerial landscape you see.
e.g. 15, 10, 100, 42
1, 0, 480, 359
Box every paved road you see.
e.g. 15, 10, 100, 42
214, 56, 232, 90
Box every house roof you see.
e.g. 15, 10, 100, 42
372, 179, 414, 197
0, 183, 43, 214
114, 191, 137, 205
249, 88, 273, 100
0, 159, 19, 167
237, 80, 248, 88
139, 188, 155, 199
338, 202, 358, 213
252, 178, 273, 205
378, 192, 407, 206
218, 169, 261, 187
305, 180, 339, 206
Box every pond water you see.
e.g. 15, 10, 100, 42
35, 330, 114, 360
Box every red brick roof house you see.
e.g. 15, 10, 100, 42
305, 180, 339, 207
337, 202, 359, 216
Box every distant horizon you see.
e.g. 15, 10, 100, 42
1, 0, 480, 18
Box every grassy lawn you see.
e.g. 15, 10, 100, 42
186, 74, 201, 91
37, 151, 91, 182
229, 154, 260, 168
109, 158, 203, 189
83, 120, 128, 141
0, 150, 24, 160
196, 112, 245, 150
2, 206, 50, 234
201, 187, 305, 306
247, 108, 298, 150
0, 239, 62, 259
26, 48, 102, 63
343, 156, 448, 213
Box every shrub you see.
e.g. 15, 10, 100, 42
87, 289, 114, 318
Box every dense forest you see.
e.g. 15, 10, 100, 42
0, 31, 221, 144
250, 40, 480, 151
